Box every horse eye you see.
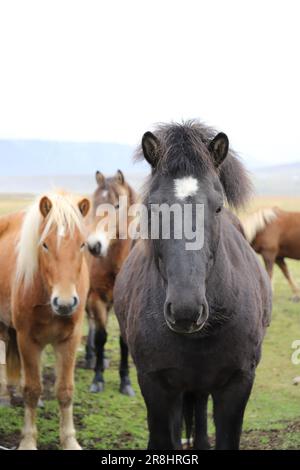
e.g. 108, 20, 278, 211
42, 242, 49, 251
216, 206, 222, 214
115, 204, 120, 209
80, 243, 86, 251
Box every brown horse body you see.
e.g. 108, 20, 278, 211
0, 191, 90, 449
243, 207, 300, 299
86, 170, 137, 395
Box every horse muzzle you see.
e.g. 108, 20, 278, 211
164, 301, 209, 334
87, 241, 102, 257
51, 295, 79, 317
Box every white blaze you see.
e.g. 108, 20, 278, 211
174, 177, 199, 200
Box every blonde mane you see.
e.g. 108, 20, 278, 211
242, 207, 278, 243
16, 191, 86, 290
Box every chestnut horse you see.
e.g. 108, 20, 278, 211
0, 191, 90, 450
85, 170, 137, 395
242, 207, 300, 300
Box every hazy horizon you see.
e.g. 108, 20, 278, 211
0, 139, 298, 178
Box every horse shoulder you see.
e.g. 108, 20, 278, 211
114, 242, 150, 338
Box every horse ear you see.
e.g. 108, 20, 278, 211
96, 171, 105, 186
116, 169, 125, 185
142, 131, 160, 168
78, 198, 90, 217
40, 196, 52, 218
209, 132, 229, 167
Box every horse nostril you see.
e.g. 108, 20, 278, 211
72, 296, 78, 308
53, 297, 59, 308
166, 302, 176, 325
196, 305, 207, 326
89, 241, 102, 256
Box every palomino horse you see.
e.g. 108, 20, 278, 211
0, 191, 90, 450
114, 121, 272, 450
85, 170, 136, 395
242, 207, 300, 300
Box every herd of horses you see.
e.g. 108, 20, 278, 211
0, 119, 298, 450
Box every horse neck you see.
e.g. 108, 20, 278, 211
13, 273, 49, 312
206, 216, 240, 295
105, 238, 132, 275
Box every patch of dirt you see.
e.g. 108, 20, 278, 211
2, 422, 300, 450
240, 421, 300, 450
0, 432, 19, 450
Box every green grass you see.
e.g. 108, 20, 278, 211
0, 195, 300, 449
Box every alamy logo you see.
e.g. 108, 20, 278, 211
291, 340, 300, 365
94, 196, 205, 251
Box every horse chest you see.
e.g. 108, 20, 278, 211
90, 269, 115, 300
19, 306, 76, 345
132, 319, 257, 393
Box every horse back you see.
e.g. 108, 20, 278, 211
251, 209, 300, 259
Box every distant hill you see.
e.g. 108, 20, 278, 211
0, 140, 299, 195
0, 140, 147, 176
0, 173, 147, 195
253, 162, 300, 195
0, 139, 149, 194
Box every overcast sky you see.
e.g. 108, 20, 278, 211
0, 0, 299, 168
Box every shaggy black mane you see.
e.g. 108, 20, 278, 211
135, 120, 252, 209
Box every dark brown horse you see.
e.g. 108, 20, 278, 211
86, 170, 137, 395
242, 207, 300, 300
114, 120, 272, 450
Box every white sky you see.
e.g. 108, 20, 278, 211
0, 0, 299, 167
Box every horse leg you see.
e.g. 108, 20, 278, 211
0, 327, 10, 405
276, 257, 300, 302
90, 297, 108, 393
212, 371, 254, 450
193, 394, 210, 450
54, 336, 81, 450
139, 373, 182, 450
119, 335, 135, 397
85, 316, 96, 369
261, 250, 276, 291
17, 335, 42, 450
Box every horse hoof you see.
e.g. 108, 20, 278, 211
194, 440, 211, 450
291, 295, 300, 303
90, 381, 105, 393
18, 439, 37, 450
120, 384, 135, 397
62, 438, 82, 450
103, 358, 110, 370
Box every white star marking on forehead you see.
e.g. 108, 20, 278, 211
174, 177, 199, 200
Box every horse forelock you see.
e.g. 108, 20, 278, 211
15, 191, 85, 290
135, 120, 252, 209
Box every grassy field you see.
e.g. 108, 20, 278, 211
0, 194, 300, 450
